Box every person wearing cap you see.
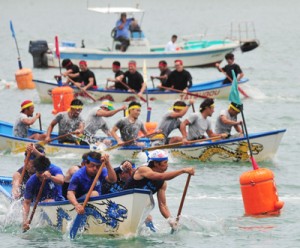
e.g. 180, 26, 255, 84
101, 160, 136, 195
13, 100, 46, 140
150, 60, 171, 89
61, 58, 81, 85
72, 60, 97, 90
180, 98, 227, 143
165, 35, 178, 52
157, 99, 194, 144
116, 60, 146, 98
215, 53, 244, 84
125, 149, 195, 229
115, 12, 134, 52
106, 61, 128, 90
215, 102, 243, 138
166, 60, 193, 92
111, 101, 147, 146
67, 152, 117, 214
23, 156, 65, 230
45, 99, 85, 144
12, 143, 45, 199
84, 100, 126, 137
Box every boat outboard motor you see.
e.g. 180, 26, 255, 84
240, 39, 260, 53
28, 40, 49, 68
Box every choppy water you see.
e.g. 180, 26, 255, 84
0, 0, 300, 247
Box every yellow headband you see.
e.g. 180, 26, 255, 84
71, 105, 83, 109
128, 105, 141, 111
21, 102, 34, 110
173, 106, 186, 110
230, 104, 240, 113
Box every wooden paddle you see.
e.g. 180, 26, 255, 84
19, 149, 32, 187
171, 174, 192, 234
143, 135, 222, 151
23, 178, 47, 232
67, 77, 97, 102
70, 162, 105, 239
38, 116, 42, 131
117, 80, 147, 103
158, 85, 209, 99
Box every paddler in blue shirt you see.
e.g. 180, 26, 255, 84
67, 152, 117, 214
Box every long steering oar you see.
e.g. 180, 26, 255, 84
70, 162, 105, 239
158, 85, 209, 99
23, 178, 47, 232
171, 174, 192, 234
143, 135, 222, 151
67, 77, 97, 102
216, 66, 249, 98
117, 80, 147, 103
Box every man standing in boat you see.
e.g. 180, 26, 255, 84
106, 61, 128, 90
125, 150, 195, 229
61, 58, 81, 85
180, 98, 227, 143
111, 101, 147, 146
116, 61, 147, 98
166, 60, 193, 92
150, 60, 171, 89
215, 53, 244, 84
165, 34, 178, 52
67, 152, 117, 214
115, 12, 134, 52
73, 60, 97, 90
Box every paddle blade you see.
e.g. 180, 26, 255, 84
70, 214, 85, 239
10, 20, 16, 38
229, 70, 242, 105
55, 36, 60, 59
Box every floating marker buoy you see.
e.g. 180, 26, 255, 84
51, 86, 74, 114
139, 122, 158, 137
240, 168, 284, 215
15, 68, 35, 89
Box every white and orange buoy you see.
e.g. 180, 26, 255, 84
51, 86, 74, 114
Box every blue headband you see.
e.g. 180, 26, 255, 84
87, 155, 101, 164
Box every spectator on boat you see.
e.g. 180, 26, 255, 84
125, 149, 195, 229
23, 156, 65, 231
215, 53, 244, 84
166, 60, 193, 92
106, 61, 128, 90
150, 60, 171, 89
62, 153, 88, 199
67, 152, 117, 214
84, 100, 126, 137
45, 99, 85, 144
61, 58, 81, 85
129, 19, 142, 37
157, 99, 194, 144
180, 98, 227, 143
13, 100, 46, 141
215, 102, 243, 138
111, 101, 147, 146
165, 34, 178, 52
115, 12, 134, 52
12, 143, 45, 199
101, 160, 136, 195
116, 60, 147, 98
73, 60, 97, 90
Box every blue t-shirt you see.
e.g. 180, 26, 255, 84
115, 18, 133, 39
24, 164, 64, 201
68, 166, 108, 198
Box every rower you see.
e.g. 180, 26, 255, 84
72, 60, 97, 90
61, 58, 81, 85
150, 60, 171, 89
106, 61, 128, 90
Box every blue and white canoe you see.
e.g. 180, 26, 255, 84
0, 121, 286, 162
0, 176, 154, 236
33, 78, 249, 103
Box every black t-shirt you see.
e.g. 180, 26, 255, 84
115, 70, 127, 90
124, 70, 144, 92
166, 69, 193, 90
222, 64, 242, 84
79, 69, 97, 87
66, 64, 81, 82
160, 68, 171, 87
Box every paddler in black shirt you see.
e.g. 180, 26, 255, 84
106, 61, 128, 90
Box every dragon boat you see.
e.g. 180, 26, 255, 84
0, 176, 154, 236
0, 121, 286, 162
33, 77, 249, 103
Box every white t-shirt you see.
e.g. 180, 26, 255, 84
165, 41, 176, 51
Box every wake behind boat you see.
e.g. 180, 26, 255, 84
0, 176, 154, 236
33, 78, 249, 103
0, 121, 286, 162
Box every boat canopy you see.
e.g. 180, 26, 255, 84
88, 7, 144, 14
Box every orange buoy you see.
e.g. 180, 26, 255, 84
139, 122, 158, 137
51, 86, 74, 114
15, 68, 35, 89
240, 168, 284, 215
